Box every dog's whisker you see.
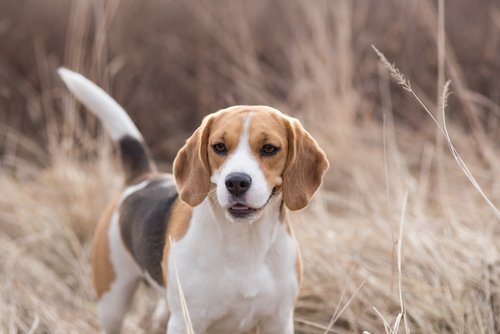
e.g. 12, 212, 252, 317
210, 199, 220, 210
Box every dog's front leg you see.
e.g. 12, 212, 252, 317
258, 309, 294, 334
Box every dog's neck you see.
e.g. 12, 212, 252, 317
193, 195, 285, 263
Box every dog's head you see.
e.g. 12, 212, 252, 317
173, 106, 329, 222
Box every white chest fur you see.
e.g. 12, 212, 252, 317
167, 198, 298, 334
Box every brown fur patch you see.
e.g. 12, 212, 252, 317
92, 192, 122, 300
282, 117, 329, 211
161, 199, 193, 285
247, 110, 289, 191
206, 109, 246, 173
173, 116, 214, 207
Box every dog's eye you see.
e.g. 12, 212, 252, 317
212, 143, 227, 154
261, 144, 280, 156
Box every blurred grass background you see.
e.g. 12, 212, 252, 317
1, 0, 500, 333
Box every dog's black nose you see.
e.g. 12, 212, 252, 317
225, 173, 252, 197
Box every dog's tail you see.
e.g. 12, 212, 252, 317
58, 68, 157, 184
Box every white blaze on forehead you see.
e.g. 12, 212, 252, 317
212, 112, 271, 209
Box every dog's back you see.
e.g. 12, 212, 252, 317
119, 176, 178, 287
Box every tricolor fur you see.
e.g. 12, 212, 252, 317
58, 68, 329, 334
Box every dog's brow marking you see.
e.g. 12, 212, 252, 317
237, 112, 254, 152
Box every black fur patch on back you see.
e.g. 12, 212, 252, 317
119, 177, 178, 286
119, 135, 155, 184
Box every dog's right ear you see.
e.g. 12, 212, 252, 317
282, 117, 329, 211
173, 116, 214, 207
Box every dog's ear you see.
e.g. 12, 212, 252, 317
282, 117, 329, 211
173, 116, 214, 207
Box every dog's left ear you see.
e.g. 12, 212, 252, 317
173, 115, 214, 207
282, 117, 329, 211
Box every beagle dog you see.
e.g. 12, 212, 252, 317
58, 68, 329, 334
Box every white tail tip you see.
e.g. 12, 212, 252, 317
58, 68, 142, 141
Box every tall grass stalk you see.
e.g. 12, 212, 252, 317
373, 45, 500, 221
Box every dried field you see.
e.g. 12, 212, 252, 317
1, 0, 500, 333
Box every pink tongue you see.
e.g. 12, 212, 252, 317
232, 204, 249, 211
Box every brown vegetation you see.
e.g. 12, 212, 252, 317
1, 0, 500, 333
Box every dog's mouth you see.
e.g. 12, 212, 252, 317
227, 203, 258, 219
227, 188, 276, 220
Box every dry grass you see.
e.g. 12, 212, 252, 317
1, 0, 500, 333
